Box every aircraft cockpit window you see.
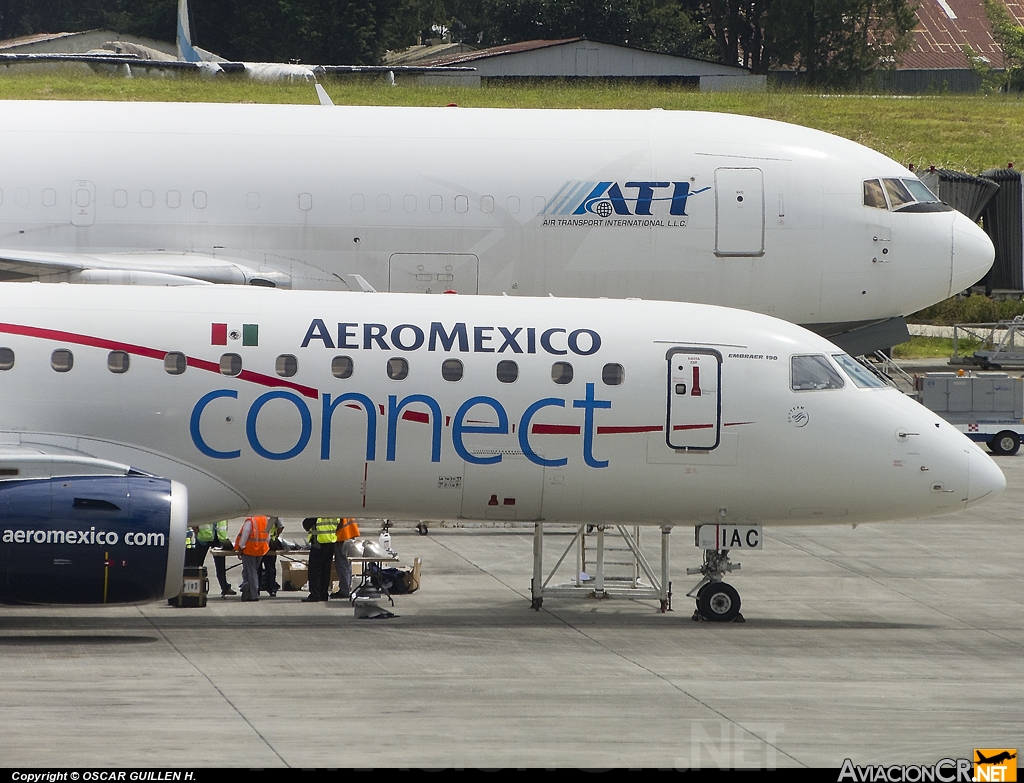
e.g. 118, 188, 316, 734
441, 358, 463, 382
164, 352, 186, 375
387, 357, 409, 381
863, 179, 887, 209
219, 353, 242, 377
276, 354, 298, 378
107, 351, 130, 374
0, 347, 14, 370
832, 353, 888, 388
864, 178, 952, 212
882, 178, 914, 210
602, 363, 624, 385
51, 349, 73, 373
790, 354, 845, 391
332, 356, 354, 379
497, 360, 518, 383
902, 178, 940, 203
551, 361, 574, 385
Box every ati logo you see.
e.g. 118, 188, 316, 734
541, 181, 710, 218
975, 750, 1017, 782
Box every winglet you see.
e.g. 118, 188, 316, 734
315, 83, 335, 106
349, 274, 377, 292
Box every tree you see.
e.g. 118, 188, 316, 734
696, 0, 916, 85
982, 0, 1024, 91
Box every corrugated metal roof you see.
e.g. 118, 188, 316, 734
0, 31, 82, 51
417, 38, 584, 66
900, 0, 1024, 70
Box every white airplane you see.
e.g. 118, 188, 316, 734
0, 91, 994, 355
0, 0, 469, 82
0, 283, 1004, 616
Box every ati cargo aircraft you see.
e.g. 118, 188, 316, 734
0, 284, 1005, 616
0, 100, 994, 354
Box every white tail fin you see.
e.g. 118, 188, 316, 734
177, 0, 200, 62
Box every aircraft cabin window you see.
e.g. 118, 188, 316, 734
107, 351, 130, 374
51, 349, 73, 373
441, 358, 463, 382
387, 357, 408, 381
481, 195, 494, 213
377, 194, 391, 213
0, 347, 14, 370
114, 189, 128, 208
220, 353, 242, 377
602, 363, 625, 386
193, 191, 207, 209
332, 356, 354, 379
164, 352, 187, 375
863, 179, 887, 209
0, 189, 4, 206
882, 178, 914, 210
507, 196, 520, 214
246, 192, 260, 210
404, 194, 417, 213
496, 360, 518, 383
299, 193, 313, 211
167, 190, 181, 209
429, 195, 442, 213
832, 353, 888, 388
42, 189, 56, 207
276, 354, 298, 378
791, 355, 845, 391
140, 190, 154, 208
455, 195, 468, 213
551, 361, 573, 385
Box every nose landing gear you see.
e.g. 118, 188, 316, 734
687, 547, 744, 623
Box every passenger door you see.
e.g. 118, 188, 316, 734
666, 347, 722, 451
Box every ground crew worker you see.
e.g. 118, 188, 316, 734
234, 516, 270, 602
330, 518, 360, 599
258, 517, 284, 597
303, 517, 338, 603
195, 520, 236, 596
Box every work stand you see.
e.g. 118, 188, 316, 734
530, 523, 673, 613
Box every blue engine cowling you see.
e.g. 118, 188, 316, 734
0, 475, 188, 604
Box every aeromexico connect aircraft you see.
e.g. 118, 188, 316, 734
0, 284, 1005, 616
0, 97, 994, 355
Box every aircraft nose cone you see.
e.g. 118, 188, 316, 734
950, 213, 995, 294
966, 447, 1006, 507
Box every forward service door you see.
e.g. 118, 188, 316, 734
715, 168, 764, 256
666, 347, 722, 450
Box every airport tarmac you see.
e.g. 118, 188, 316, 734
1, 458, 1021, 769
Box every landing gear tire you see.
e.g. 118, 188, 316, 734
696, 582, 741, 623
988, 431, 1020, 456
416, 522, 429, 536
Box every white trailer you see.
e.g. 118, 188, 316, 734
916, 372, 1024, 455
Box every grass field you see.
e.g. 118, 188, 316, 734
0, 70, 1022, 171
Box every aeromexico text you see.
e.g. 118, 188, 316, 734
300, 320, 602, 356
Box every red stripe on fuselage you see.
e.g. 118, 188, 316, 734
0, 322, 319, 400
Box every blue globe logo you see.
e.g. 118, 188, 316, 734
594, 201, 613, 218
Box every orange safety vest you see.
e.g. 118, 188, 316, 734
236, 516, 270, 556
336, 518, 360, 541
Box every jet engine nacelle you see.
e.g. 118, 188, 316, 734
0, 475, 187, 604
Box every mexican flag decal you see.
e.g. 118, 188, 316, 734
212, 323, 259, 346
